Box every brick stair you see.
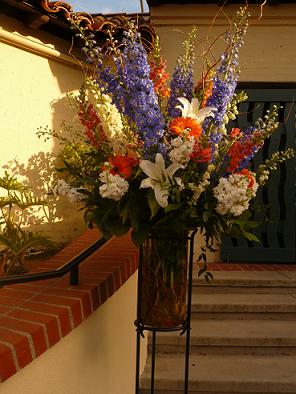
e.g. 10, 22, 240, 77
0, 230, 138, 383
139, 270, 296, 393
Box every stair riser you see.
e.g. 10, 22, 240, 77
140, 390, 296, 394
148, 344, 296, 355
192, 305, 296, 313
140, 274, 296, 393
193, 286, 296, 294
140, 380, 296, 393
192, 312, 296, 320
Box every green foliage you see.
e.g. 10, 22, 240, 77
0, 172, 58, 276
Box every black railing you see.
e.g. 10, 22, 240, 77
0, 236, 109, 287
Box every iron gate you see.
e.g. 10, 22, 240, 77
221, 84, 296, 263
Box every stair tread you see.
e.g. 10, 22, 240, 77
152, 319, 296, 346
191, 293, 296, 312
193, 271, 296, 287
141, 272, 296, 392
140, 354, 296, 391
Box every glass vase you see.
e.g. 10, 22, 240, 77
139, 232, 188, 329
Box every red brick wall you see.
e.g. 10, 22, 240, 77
0, 230, 138, 383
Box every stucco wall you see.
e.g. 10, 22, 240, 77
0, 14, 86, 244
0, 272, 147, 394
150, 4, 296, 82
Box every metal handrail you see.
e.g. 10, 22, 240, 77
0, 236, 110, 287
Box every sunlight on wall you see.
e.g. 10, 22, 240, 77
0, 22, 86, 243
150, 4, 296, 82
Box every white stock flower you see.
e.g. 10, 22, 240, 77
169, 136, 194, 165
99, 171, 129, 201
140, 153, 183, 208
94, 93, 127, 154
176, 97, 216, 123
213, 173, 258, 216
189, 183, 205, 202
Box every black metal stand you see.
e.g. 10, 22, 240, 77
134, 230, 197, 394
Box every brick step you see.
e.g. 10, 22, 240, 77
139, 353, 296, 393
148, 319, 296, 355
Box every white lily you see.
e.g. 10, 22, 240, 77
140, 153, 183, 208
176, 97, 217, 123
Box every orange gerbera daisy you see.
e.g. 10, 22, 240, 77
169, 117, 202, 139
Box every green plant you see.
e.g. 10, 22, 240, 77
0, 172, 58, 276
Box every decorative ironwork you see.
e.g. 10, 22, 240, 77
221, 85, 296, 263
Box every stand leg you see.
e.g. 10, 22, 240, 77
135, 327, 141, 394
135, 246, 144, 394
184, 230, 196, 393
150, 330, 156, 394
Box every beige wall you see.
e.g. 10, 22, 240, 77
0, 272, 147, 394
150, 4, 296, 82
0, 15, 86, 243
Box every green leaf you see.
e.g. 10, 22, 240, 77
203, 210, 209, 223
118, 199, 131, 224
205, 272, 214, 282
242, 230, 260, 243
131, 229, 148, 247
164, 203, 180, 214
148, 190, 160, 219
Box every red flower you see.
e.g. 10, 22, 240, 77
78, 104, 106, 147
230, 127, 242, 139
190, 143, 212, 163
149, 58, 170, 98
227, 140, 255, 173
169, 117, 202, 139
104, 154, 138, 179
240, 169, 255, 189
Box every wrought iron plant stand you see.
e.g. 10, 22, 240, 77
135, 230, 197, 394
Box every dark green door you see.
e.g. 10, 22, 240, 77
221, 84, 296, 263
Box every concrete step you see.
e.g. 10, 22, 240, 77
148, 319, 296, 355
191, 292, 296, 319
140, 353, 296, 393
193, 271, 296, 294
140, 271, 296, 393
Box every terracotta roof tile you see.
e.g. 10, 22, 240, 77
7, 0, 155, 49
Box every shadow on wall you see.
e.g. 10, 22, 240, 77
0, 14, 89, 247
2, 78, 86, 243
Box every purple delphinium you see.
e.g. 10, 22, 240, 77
98, 63, 126, 112
237, 127, 262, 171
167, 64, 194, 118
167, 27, 197, 118
203, 9, 249, 142
98, 30, 166, 158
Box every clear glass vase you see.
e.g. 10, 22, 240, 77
139, 232, 188, 329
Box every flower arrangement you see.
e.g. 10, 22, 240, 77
38, 8, 294, 275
